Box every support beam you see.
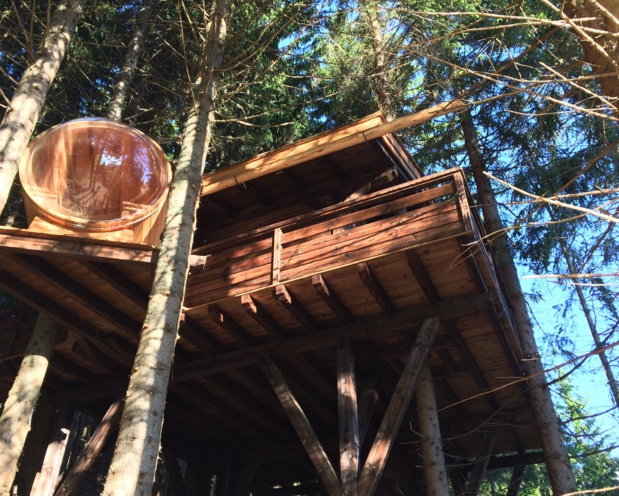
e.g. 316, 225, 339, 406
357, 263, 397, 314
415, 363, 450, 496
208, 304, 257, 345
357, 317, 440, 496
233, 462, 259, 496
80, 261, 149, 308
506, 461, 526, 496
241, 294, 286, 338
313, 275, 355, 324
274, 285, 320, 332
54, 400, 122, 496
260, 355, 341, 496
462, 431, 496, 496
6, 253, 141, 343
174, 293, 491, 383
163, 447, 189, 496
337, 338, 359, 496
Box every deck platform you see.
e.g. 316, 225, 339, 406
0, 114, 541, 494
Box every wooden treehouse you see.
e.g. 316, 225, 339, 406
1, 112, 546, 495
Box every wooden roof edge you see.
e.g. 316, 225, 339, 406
200, 100, 467, 196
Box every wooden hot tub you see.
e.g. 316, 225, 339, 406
19, 118, 171, 245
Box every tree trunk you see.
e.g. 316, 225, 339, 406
101, 0, 232, 493
0, 0, 85, 214
555, 231, 619, 409
359, 0, 394, 120
415, 363, 450, 496
0, 314, 58, 495
460, 109, 577, 495
563, 0, 619, 116
106, 0, 154, 122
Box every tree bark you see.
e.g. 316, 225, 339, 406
460, 109, 577, 495
101, 0, 232, 493
415, 363, 450, 496
563, 0, 619, 116
0, 314, 58, 495
0, 0, 85, 214
555, 232, 619, 409
106, 0, 154, 122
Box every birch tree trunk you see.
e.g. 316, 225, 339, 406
460, 110, 577, 495
0, 315, 58, 495
106, 0, 154, 122
102, 0, 232, 493
0, 0, 85, 214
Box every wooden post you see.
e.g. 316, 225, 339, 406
54, 401, 122, 496
337, 338, 359, 496
260, 355, 341, 496
31, 414, 71, 496
506, 461, 525, 496
415, 363, 450, 496
271, 228, 283, 285
357, 317, 440, 496
462, 431, 496, 496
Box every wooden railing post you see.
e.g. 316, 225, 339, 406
271, 228, 283, 285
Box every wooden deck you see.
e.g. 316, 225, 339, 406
0, 115, 541, 494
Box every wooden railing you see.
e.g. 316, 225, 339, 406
186, 168, 483, 309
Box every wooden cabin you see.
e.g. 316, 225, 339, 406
0, 112, 544, 495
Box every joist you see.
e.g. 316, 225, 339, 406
241, 294, 287, 338
175, 293, 492, 383
273, 285, 320, 332
313, 274, 355, 324
208, 304, 257, 345
357, 263, 397, 314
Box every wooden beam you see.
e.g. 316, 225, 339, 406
54, 401, 122, 496
506, 461, 526, 496
356, 376, 379, 450
272, 228, 283, 285
174, 293, 491, 383
233, 462, 259, 496
208, 304, 258, 345
241, 294, 286, 338
237, 181, 274, 206
0, 269, 132, 365
0, 229, 156, 264
357, 263, 397, 314
274, 284, 320, 331
357, 317, 440, 496
338, 338, 359, 496
462, 431, 497, 496
163, 447, 189, 496
80, 261, 149, 308
179, 313, 227, 354
10, 253, 141, 343
201, 101, 467, 196
313, 275, 355, 324
406, 250, 502, 411
260, 355, 341, 496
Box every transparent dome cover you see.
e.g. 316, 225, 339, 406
20, 118, 171, 231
